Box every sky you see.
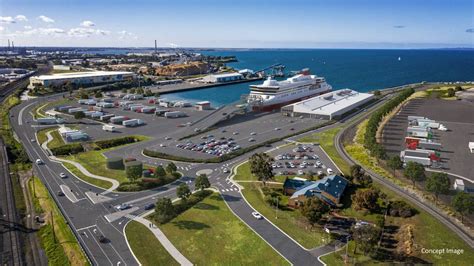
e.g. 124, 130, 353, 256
1, 0, 473, 48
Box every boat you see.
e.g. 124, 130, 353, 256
247, 69, 332, 111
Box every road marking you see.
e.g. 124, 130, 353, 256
77, 225, 97, 231
18, 101, 35, 126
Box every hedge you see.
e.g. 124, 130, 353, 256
50, 143, 84, 156
106, 157, 124, 170
144, 120, 335, 163
117, 172, 182, 192
363, 87, 415, 159
95, 136, 139, 149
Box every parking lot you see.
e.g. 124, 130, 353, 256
47, 94, 215, 141
153, 112, 328, 159
267, 143, 341, 177
382, 98, 474, 181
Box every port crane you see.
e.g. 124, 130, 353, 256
254, 63, 286, 77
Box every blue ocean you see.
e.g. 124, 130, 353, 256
163, 49, 474, 106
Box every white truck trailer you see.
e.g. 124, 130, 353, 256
122, 119, 145, 127
164, 111, 186, 118
102, 125, 116, 132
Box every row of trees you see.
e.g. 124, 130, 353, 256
121, 87, 157, 97
364, 87, 415, 159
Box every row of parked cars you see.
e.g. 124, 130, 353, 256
176, 136, 241, 156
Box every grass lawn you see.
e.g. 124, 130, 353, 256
297, 127, 350, 175
425, 86, 467, 100
37, 127, 65, 149
62, 162, 114, 189
156, 192, 289, 265
233, 161, 286, 183
125, 221, 179, 266
29, 176, 89, 266
63, 150, 129, 184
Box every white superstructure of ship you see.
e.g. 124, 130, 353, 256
247, 69, 332, 111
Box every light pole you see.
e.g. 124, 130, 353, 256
275, 197, 278, 219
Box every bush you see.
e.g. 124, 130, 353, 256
94, 136, 139, 149
389, 200, 416, 218
106, 157, 124, 170
125, 161, 143, 182
364, 87, 415, 160
446, 88, 455, 97
50, 143, 84, 156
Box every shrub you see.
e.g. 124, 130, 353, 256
389, 200, 416, 218
106, 157, 124, 170
125, 161, 143, 182
94, 136, 139, 149
50, 143, 84, 156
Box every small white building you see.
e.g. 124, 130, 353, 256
281, 89, 374, 120
195, 101, 212, 111
53, 65, 71, 71
201, 73, 243, 83
454, 179, 465, 191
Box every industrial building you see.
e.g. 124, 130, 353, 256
201, 73, 243, 83
281, 89, 374, 120
29, 71, 135, 88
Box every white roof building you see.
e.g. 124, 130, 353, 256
201, 73, 243, 83
281, 89, 374, 120
29, 71, 135, 88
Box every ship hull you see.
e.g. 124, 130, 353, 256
251, 89, 331, 112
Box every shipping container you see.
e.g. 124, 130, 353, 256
130, 105, 144, 112
407, 131, 432, 139
141, 107, 156, 113
110, 116, 127, 124
122, 119, 145, 127
407, 126, 431, 133
416, 120, 440, 129
418, 140, 442, 150
403, 155, 432, 166
100, 114, 115, 121
155, 109, 168, 116
164, 111, 186, 118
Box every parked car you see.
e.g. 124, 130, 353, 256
327, 168, 334, 175
251, 211, 263, 220
297, 170, 304, 175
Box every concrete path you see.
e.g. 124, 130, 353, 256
132, 214, 193, 266
41, 130, 120, 193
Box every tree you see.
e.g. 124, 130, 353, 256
351, 187, 381, 212
125, 162, 143, 182
454, 86, 463, 92
166, 162, 177, 174
121, 88, 128, 93
195, 174, 210, 191
446, 88, 455, 97
155, 198, 175, 224
129, 88, 136, 94
350, 164, 364, 181
403, 161, 425, 188
426, 172, 450, 202
74, 111, 85, 120
154, 166, 166, 178
144, 88, 153, 97
352, 224, 381, 255
136, 87, 144, 94
94, 91, 103, 98
452, 192, 474, 223
177, 183, 191, 201
373, 90, 381, 96
300, 197, 329, 228
387, 156, 403, 174
357, 174, 373, 187
249, 153, 274, 185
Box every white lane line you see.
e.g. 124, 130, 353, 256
88, 228, 114, 266
18, 101, 36, 126
77, 224, 97, 231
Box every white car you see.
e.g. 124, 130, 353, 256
35, 159, 43, 165
251, 211, 263, 220
165, 136, 172, 140
59, 173, 67, 179
31, 138, 36, 143
159, 144, 166, 147
297, 170, 304, 175
274, 128, 280, 131
250, 132, 257, 136
327, 168, 334, 175
116, 204, 131, 211
223, 168, 230, 173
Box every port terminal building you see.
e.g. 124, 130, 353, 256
281, 89, 374, 120
201, 73, 243, 83
29, 71, 135, 88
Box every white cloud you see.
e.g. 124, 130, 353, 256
0, 26, 4, 31
68, 27, 110, 37
22, 27, 65, 36
24, 25, 32, 30
0, 16, 16, 24
38, 15, 55, 23
80, 20, 95, 27
15, 15, 28, 22
118, 30, 138, 40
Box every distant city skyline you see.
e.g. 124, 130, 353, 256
1, 0, 473, 49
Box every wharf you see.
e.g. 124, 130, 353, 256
149, 77, 263, 95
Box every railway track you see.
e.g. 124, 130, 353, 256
0, 139, 23, 265
334, 85, 474, 249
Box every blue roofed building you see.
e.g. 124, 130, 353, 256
285, 175, 349, 208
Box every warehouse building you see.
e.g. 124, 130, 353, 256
201, 73, 243, 83
281, 89, 374, 120
29, 71, 135, 88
